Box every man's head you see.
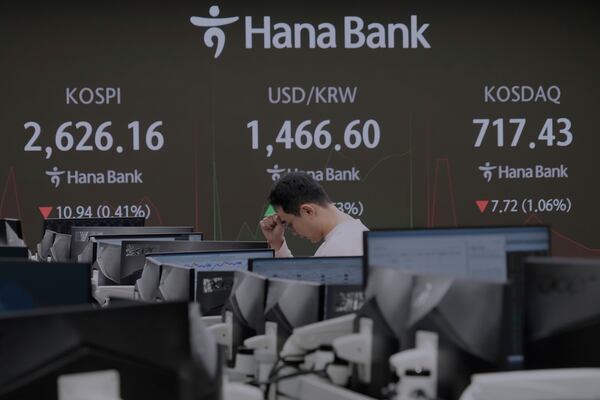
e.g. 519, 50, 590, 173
269, 172, 331, 215
268, 172, 332, 243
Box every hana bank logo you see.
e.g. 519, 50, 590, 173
191, 5, 431, 59
190, 5, 239, 58
478, 162, 497, 183
46, 167, 66, 188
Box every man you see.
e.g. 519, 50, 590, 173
259, 172, 369, 257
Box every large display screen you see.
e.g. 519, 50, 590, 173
1, 1, 597, 256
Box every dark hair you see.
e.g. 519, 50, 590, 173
268, 172, 331, 215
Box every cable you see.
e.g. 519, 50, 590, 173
257, 348, 337, 399
269, 367, 329, 384
260, 353, 306, 400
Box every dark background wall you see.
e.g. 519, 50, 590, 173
0, 1, 597, 256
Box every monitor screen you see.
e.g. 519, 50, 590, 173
0, 261, 91, 314
195, 270, 237, 316
249, 256, 363, 285
365, 226, 550, 283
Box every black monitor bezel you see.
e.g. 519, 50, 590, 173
70, 225, 195, 243
146, 248, 274, 260
90, 232, 204, 242
42, 217, 145, 235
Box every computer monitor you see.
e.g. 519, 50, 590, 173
90, 233, 203, 285
70, 225, 193, 261
0, 260, 91, 314
347, 267, 416, 398
0, 247, 29, 259
406, 274, 506, 400
264, 277, 323, 351
524, 257, 600, 369
364, 226, 550, 283
346, 265, 506, 400
222, 270, 268, 364
0, 218, 24, 246
193, 250, 273, 316
120, 240, 263, 287
0, 302, 220, 400
151, 249, 274, 307
250, 256, 365, 319
135, 243, 268, 302
364, 226, 550, 370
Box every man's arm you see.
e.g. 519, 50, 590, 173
274, 240, 293, 258
259, 215, 292, 257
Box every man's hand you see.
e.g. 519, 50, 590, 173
259, 214, 285, 251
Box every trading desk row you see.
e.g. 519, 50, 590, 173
0, 219, 599, 400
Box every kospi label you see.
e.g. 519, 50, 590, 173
66, 87, 122, 105
190, 5, 431, 58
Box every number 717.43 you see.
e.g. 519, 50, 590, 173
473, 118, 572, 148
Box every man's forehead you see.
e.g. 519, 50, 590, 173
275, 207, 293, 222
